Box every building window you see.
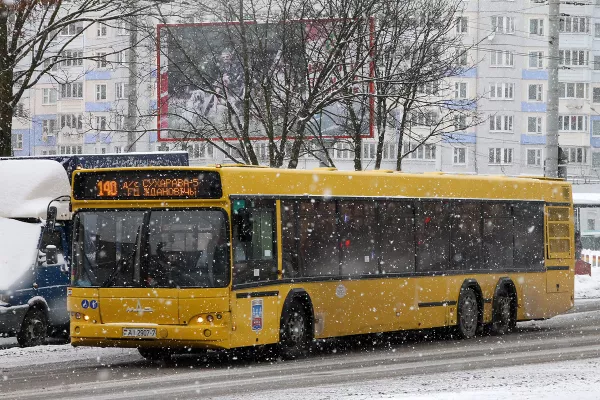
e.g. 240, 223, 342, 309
453, 147, 466, 165
593, 87, 600, 103
454, 115, 467, 131
490, 50, 514, 67
97, 23, 108, 37
115, 82, 129, 99
410, 110, 438, 126
526, 148, 542, 166
559, 115, 588, 132
59, 22, 83, 36
593, 152, 600, 168
489, 82, 514, 100
95, 84, 107, 101
115, 50, 128, 64
489, 148, 513, 165
404, 142, 436, 160
417, 81, 440, 96
43, 57, 58, 71
13, 133, 23, 150
95, 116, 107, 130
559, 16, 590, 33
42, 88, 57, 105
116, 20, 128, 36
528, 51, 543, 68
489, 115, 514, 132
382, 143, 397, 160
61, 50, 83, 67
529, 18, 544, 35
527, 116, 542, 133
559, 50, 589, 66
528, 84, 543, 101
491, 16, 515, 34
455, 17, 468, 33
42, 119, 57, 137
95, 52, 107, 68
60, 82, 83, 99
456, 48, 468, 66
60, 114, 83, 129
593, 120, 600, 137
594, 56, 600, 71
566, 147, 587, 164
334, 142, 353, 159
13, 103, 26, 117
454, 82, 467, 99
558, 82, 589, 99
362, 142, 376, 159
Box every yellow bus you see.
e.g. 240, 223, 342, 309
67, 166, 574, 360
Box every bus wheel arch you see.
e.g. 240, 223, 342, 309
491, 278, 518, 335
455, 280, 483, 339
17, 303, 49, 347
279, 289, 314, 359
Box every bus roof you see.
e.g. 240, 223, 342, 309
70, 166, 573, 205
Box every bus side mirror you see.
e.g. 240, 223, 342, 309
235, 209, 253, 242
46, 206, 57, 231
45, 245, 58, 265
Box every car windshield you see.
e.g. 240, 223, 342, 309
72, 209, 229, 288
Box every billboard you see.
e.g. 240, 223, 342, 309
157, 19, 374, 142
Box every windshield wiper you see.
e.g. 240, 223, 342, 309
102, 225, 142, 288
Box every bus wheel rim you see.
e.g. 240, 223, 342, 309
461, 295, 477, 334
288, 313, 305, 343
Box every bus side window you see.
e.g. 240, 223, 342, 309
416, 201, 451, 272
482, 203, 514, 270
513, 203, 544, 270
232, 199, 278, 284
379, 201, 415, 274
281, 200, 302, 278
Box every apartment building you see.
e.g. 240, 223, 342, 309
12, 18, 158, 158
12, 1, 600, 176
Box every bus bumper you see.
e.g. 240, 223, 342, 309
69, 322, 230, 349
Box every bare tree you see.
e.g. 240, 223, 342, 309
0, 0, 153, 156
155, 0, 380, 167
369, 0, 481, 172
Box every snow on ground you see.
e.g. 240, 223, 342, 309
1, 269, 599, 398
217, 358, 600, 400
575, 265, 600, 299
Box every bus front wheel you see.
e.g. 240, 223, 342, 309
17, 308, 48, 347
279, 300, 311, 359
456, 287, 479, 339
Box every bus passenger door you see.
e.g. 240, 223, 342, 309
230, 198, 280, 347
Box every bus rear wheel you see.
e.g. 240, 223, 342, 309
456, 287, 479, 339
138, 348, 173, 362
491, 291, 514, 335
279, 300, 311, 360
17, 309, 48, 347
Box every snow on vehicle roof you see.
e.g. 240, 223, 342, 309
0, 160, 70, 220
0, 217, 41, 291
573, 193, 600, 206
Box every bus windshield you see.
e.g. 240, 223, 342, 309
72, 209, 229, 288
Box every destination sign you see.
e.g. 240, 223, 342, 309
73, 170, 222, 200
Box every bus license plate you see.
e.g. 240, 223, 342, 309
122, 328, 156, 338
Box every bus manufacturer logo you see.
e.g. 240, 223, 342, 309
126, 299, 154, 314
251, 299, 263, 332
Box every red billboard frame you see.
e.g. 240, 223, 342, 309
156, 18, 375, 142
